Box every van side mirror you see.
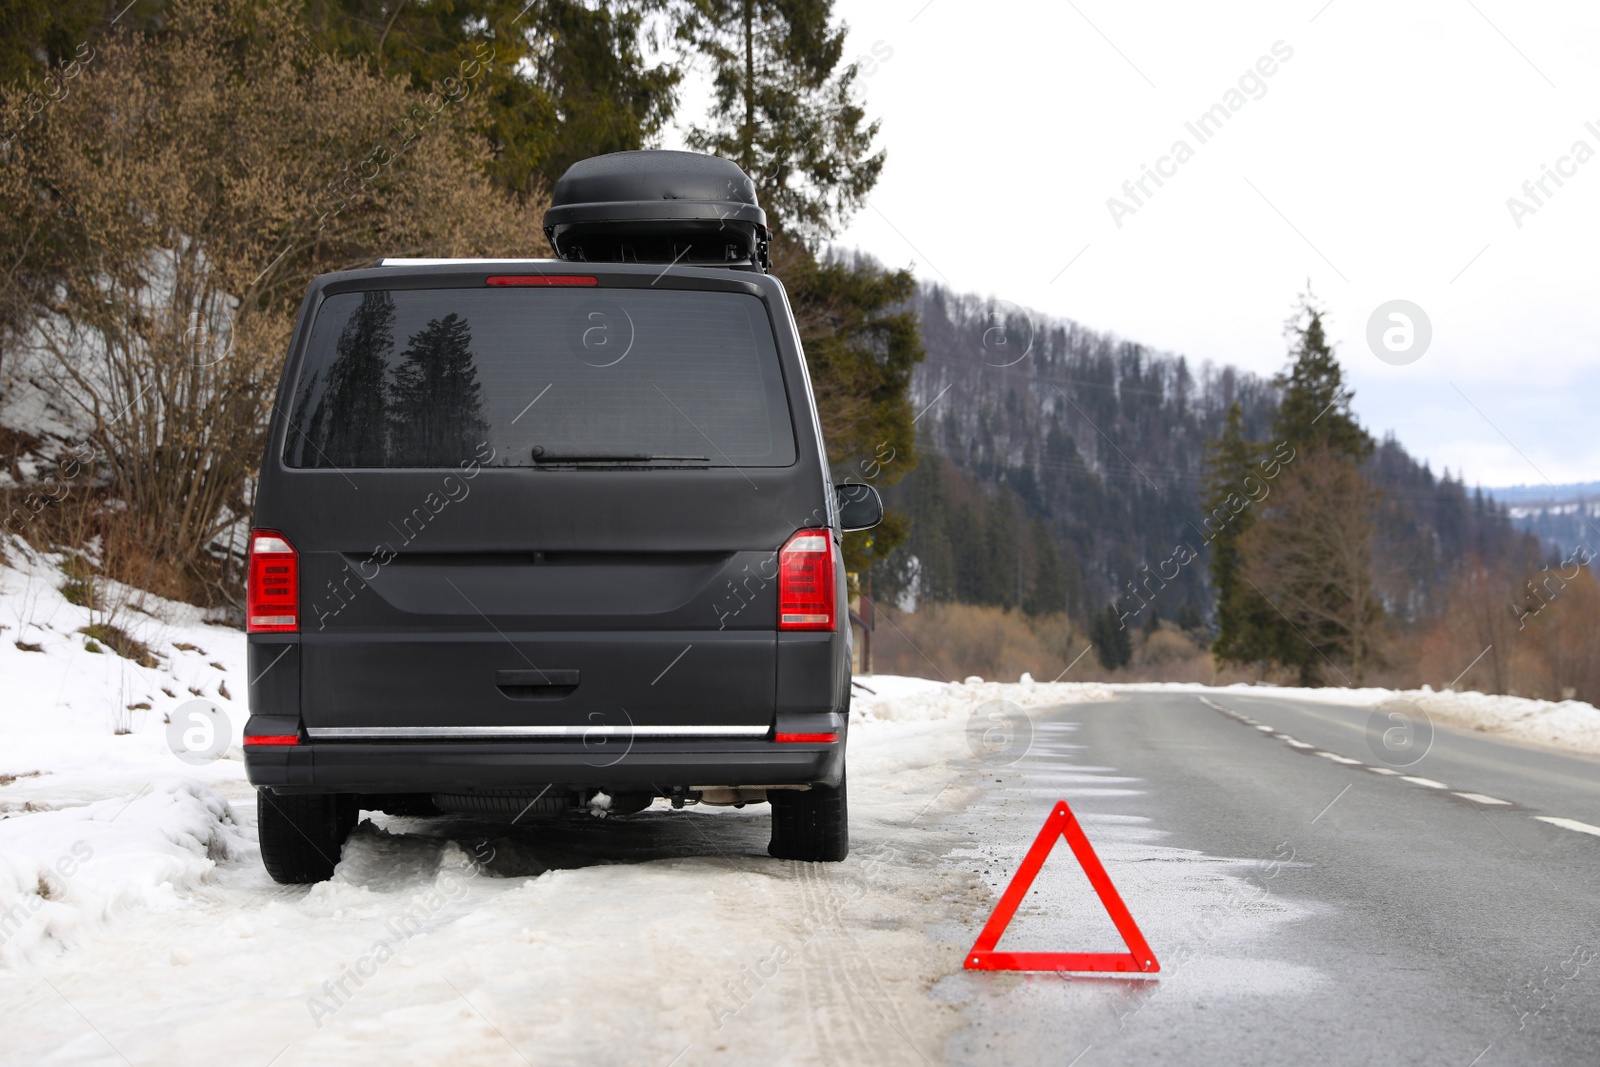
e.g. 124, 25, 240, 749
835, 483, 883, 533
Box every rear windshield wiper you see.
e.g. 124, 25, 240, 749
529, 448, 709, 463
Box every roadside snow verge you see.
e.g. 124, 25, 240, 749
850, 674, 1115, 724
853, 675, 1600, 758
1367, 687, 1600, 756
0, 779, 254, 967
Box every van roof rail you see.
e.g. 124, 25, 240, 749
542, 150, 771, 274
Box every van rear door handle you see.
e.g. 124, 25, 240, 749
496, 669, 580, 699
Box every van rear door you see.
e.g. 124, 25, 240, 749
256, 268, 828, 743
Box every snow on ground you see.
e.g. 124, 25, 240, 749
3, 541, 1598, 1063
0, 541, 249, 814
0, 780, 256, 967
0, 541, 254, 982
850, 673, 1115, 723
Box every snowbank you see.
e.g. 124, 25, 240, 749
0, 778, 254, 966
1241, 684, 1600, 756
851, 673, 1600, 757
850, 673, 1115, 724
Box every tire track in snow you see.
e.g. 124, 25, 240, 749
793, 861, 930, 1065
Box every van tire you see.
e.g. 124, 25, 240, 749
768, 768, 848, 862
257, 789, 356, 884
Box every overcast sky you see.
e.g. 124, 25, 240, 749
672, 0, 1600, 489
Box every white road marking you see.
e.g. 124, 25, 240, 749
1454, 792, 1510, 806
1201, 693, 1544, 823
1534, 816, 1600, 838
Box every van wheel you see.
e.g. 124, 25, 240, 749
257, 789, 357, 884
768, 769, 848, 862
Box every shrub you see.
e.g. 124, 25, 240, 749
0, 0, 551, 590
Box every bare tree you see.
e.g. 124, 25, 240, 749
1239, 447, 1383, 684
1430, 556, 1524, 693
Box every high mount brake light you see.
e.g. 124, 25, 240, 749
247, 529, 298, 633
484, 275, 598, 287
778, 529, 834, 631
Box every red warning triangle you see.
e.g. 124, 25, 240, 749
965, 799, 1160, 973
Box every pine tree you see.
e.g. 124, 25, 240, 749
1089, 607, 1111, 669
1090, 604, 1132, 671
388, 313, 489, 465
679, 0, 883, 245
949, 499, 984, 604
984, 492, 1019, 607
1142, 605, 1160, 637
1024, 518, 1068, 616
314, 291, 395, 467
1203, 401, 1267, 662
679, 2, 916, 581
896, 452, 954, 604
1240, 298, 1383, 684
1114, 610, 1132, 667
1272, 301, 1372, 462
791, 252, 925, 578
302, 0, 679, 195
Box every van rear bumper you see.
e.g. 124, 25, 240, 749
244, 735, 845, 794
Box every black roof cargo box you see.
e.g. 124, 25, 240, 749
542, 150, 771, 272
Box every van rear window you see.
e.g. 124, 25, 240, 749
283, 287, 796, 468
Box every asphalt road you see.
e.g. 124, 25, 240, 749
942, 692, 1600, 1067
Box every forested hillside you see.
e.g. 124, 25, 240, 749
873, 283, 1538, 635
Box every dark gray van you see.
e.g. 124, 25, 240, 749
243, 151, 880, 883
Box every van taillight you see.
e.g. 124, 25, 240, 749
247, 530, 298, 633
778, 529, 834, 631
